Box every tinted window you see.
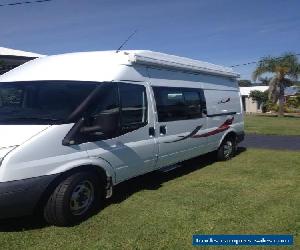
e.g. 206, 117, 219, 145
183, 91, 202, 119
0, 81, 97, 125
119, 83, 147, 130
90, 84, 119, 117
84, 83, 120, 140
153, 87, 204, 122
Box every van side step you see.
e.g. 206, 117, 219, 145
158, 164, 182, 173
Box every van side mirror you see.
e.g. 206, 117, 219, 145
62, 113, 119, 146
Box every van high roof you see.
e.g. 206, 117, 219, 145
0, 50, 239, 83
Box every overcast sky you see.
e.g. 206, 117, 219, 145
1, 0, 300, 80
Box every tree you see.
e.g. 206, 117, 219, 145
249, 90, 269, 112
249, 90, 268, 104
238, 79, 252, 87
258, 76, 271, 86
252, 53, 300, 116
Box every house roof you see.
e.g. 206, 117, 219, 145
285, 86, 300, 96
239, 86, 269, 96
0, 47, 44, 58
240, 85, 300, 97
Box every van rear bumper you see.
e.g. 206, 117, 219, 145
0, 175, 57, 219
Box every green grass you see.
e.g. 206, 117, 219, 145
245, 114, 300, 135
0, 149, 299, 250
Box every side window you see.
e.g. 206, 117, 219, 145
90, 84, 119, 117
183, 91, 202, 119
199, 89, 207, 114
153, 86, 204, 122
153, 87, 186, 122
0, 87, 24, 107
119, 83, 147, 132
87, 83, 120, 139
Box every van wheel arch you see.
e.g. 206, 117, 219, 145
34, 165, 108, 216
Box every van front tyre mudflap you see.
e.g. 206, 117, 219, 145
216, 136, 236, 161
43, 171, 103, 226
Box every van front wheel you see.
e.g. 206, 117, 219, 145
217, 136, 236, 161
44, 171, 102, 226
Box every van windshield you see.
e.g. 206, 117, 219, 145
0, 81, 99, 125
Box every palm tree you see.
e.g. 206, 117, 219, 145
252, 53, 300, 116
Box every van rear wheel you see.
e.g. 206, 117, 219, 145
44, 171, 103, 226
217, 136, 236, 161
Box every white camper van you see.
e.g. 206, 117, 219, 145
0, 51, 244, 226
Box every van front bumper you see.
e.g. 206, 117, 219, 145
0, 175, 57, 219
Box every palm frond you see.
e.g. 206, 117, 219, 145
278, 53, 299, 80
252, 56, 277, 81
253, 52, 300, 82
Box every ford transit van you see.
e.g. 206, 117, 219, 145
0, 50, 244, 226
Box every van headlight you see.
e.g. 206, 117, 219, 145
0, 146, 17, 166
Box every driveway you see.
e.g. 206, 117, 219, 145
239, 134, 300, 150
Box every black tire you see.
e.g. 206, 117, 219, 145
44, 171, 103, 226
216, 136, 236, 161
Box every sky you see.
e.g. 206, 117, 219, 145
0, 0, 300, 80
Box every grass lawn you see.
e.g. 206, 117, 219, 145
245, 114, 300, 135
0, 149, 299, 250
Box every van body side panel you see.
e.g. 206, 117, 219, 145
203, 78, 243, 150
0, 51, 242, 220
154, 119, 208, 168
0, 125, 92, 182
200, 74, 238, 91
84, 127, 157, 184
147, 68, 209, 168
204, 89, 241, 116
147, 67, 242, 163
83, 81, 158, 184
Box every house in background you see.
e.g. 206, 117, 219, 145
239, 86, 269, 113
285, 86, 300, 97
0, 47, 44, 75
240, 85, 300, 113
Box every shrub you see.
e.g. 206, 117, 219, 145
249, 90, 269, 113
286, 96, 300, 108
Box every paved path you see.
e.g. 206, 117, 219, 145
239, 134, 300, 150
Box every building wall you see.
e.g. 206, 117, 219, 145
242, 96, 263, 113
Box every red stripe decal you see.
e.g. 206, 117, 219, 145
192, 117, 234, 138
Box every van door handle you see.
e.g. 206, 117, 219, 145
160, 125, 167, 135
